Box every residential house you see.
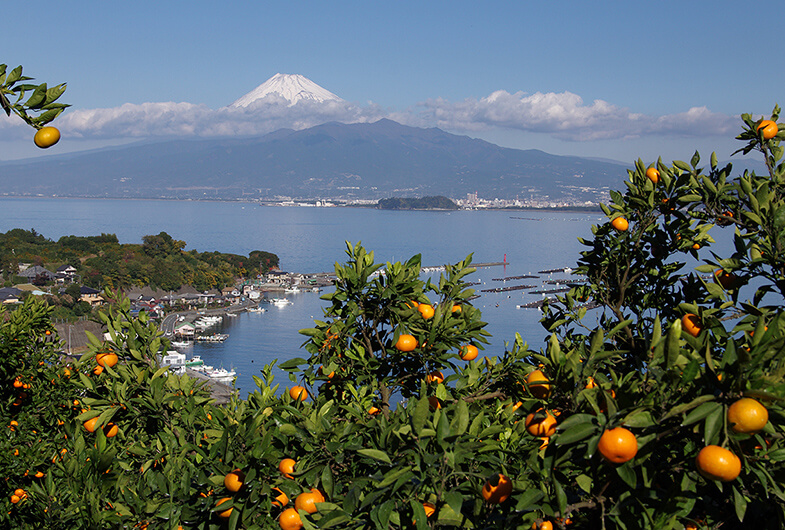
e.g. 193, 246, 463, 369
79, 286, 104, 306
55, 265, 80, 284
0, 287, 23, 304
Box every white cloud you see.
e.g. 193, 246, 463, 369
412, 90, 736, 141
0, 90, 736, 144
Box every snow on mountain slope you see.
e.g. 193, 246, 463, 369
230, 73, 343, 108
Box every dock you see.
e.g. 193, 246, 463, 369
186, 368, 236, 405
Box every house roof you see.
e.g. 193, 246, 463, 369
18, 265, 54, 278
0, 287, 23, 301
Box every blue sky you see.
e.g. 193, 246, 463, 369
2, 1, 783, 164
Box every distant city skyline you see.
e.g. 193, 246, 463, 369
2, 1, 782, 165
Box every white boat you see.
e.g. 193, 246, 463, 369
268, 298, 291, 306
284, 286, 301, 293
170, 340, 192, 348
190, 362, 236, 385
194, 333, 229, 342
248, 307, 266, 313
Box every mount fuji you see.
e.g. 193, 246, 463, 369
229, 73, 343, 108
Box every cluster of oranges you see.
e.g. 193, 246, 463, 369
213, 468, 246, 519
274, 457, 326, 530
11, 375, 32, 408
694, 397, 769, 483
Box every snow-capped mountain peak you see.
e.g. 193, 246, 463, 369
230, 73, 342, 108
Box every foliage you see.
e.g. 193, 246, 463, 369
0, 64, 69, 129
0, 229, 279, 291
1, 108, 785, 530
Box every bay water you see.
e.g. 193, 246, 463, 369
0, 198, 620, 394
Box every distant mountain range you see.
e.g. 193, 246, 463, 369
0, 73, 767, 204
0, 118, 631, 202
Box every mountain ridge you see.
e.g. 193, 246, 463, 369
0, 118, 629, 202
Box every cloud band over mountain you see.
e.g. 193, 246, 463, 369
0, 89, 735, 144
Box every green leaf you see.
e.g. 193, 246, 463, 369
622, 410, 655, 428
555, 422, 597, 445
24, 83, 47, 109
412, 397, 429, 436
616, 464, 637, 488
449, 400, 469, 437
732, 485, 748, 522
703, 406, 724, 446
662, 394, 716, 421
576, 474, 593, 494
682, 401, 721, 426
278, 357, 306, 369
666, 318, 682, 369
357, 448, 391, 464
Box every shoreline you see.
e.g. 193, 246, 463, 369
0, 195, 601, 213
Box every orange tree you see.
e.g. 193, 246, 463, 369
1, 105, 785, 530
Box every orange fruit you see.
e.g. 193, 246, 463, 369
103, 423, 118, 438
10, 494, 20, 504
34, 126, 61, 148
215, 497, 233, 518
727, 398, 768, 434
294, 491, 320, 514
696, 445, 741, 482
460, 344, 478, 361
13, 377, 23, 388
279, 507, 303, 530
96, 352, 119, 368
481, 473, 513, 504
93, 365, 104, 376
597, 427, 638, 464
425, 370, 445, 384
611, 216, 629, 232
423, 502, 436, 518
585, 377, 598, 389
14, 488, 26, 499
83, 417, 100, 433
368, 406, 381, 415
645, 167, 660, 184
394, 333, 418, 352
757, 119, 778, 140
451, 304, 462, 313
428, 396, 442, 410
279, 458, 296, 478
525, 369, 552, 399
714, 270, 737, 290
532, 521, 554, 530
418, 304, 435, 319
310, 488, 325, 503
272, 487, 289, 507
289, 386, 308, 401
525, 409, 557, 437
224, 469, 245, 492
682, 314, 702, 338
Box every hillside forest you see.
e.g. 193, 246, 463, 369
0, 229, 279, 292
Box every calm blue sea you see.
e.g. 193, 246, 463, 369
0, 198, 730, 395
